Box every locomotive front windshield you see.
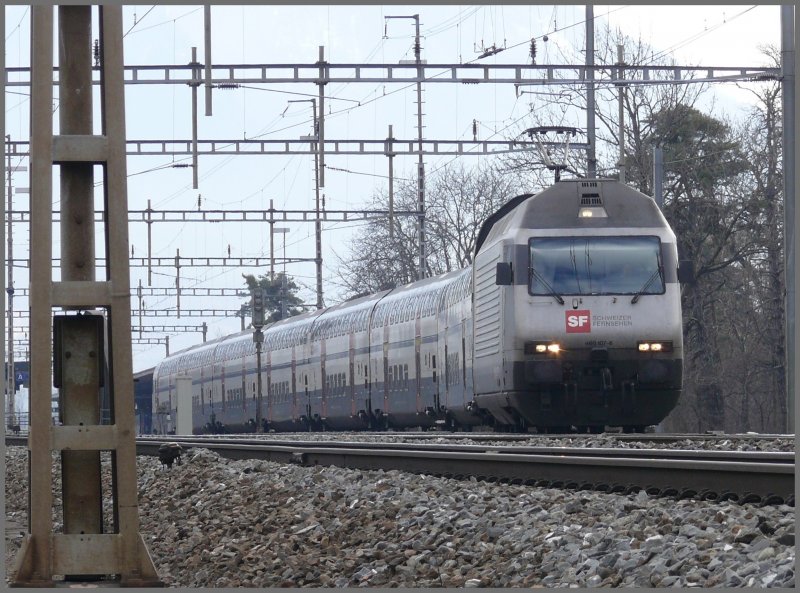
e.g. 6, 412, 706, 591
529, 236, 664, 297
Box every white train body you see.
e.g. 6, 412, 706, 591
152, 180, 685, 434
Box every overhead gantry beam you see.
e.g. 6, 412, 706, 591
3, 61, 780, 87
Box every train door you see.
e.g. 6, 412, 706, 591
348, 332, 356, 418
457, 318, 468, 406
415, 314, 422, 414
211, 345, 223, 423
464, 310, 475, 398
302, 369, 311, 427
220, 362, 227, 416
240, 351, 247, 415
166, 369, 176, 434
366, 295, 392, 427
426, 293, 441, 415
199, 364, 205, 417
369, 333, 385, 427
298, 334, 311, 428
371, 357, 379, 410
382, 322, 390, 417
353, 328, 370, 423
317, 337, 327, 425
443, 297, 467, 415
432, 344, 440, 413
367, 310, 383, 421
266, 348, 273, 425
291, 344, 299, 423
437, 301, 448, 413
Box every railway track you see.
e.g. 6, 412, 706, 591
8, 434, 792, 505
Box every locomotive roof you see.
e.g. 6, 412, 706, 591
475, 179, 669, 254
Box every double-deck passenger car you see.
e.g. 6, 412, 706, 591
152, 180, 689, 433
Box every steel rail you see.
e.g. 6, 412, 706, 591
135, 439, 794, 504
3, 62, 780, 87
7, 435, 792, 503
131, 430, 791, 442
134, 435, 793, 464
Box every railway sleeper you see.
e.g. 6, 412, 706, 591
698, 489, 719, 502
718, 491, 740, 502
760, 494, 787, 506
438, 472, 791, 507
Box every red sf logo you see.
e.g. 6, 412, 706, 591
566, 310, 591, 333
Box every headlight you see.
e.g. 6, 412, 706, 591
578, 206, 608, 218
637, 341, 673, 353
526, 342, 562, 355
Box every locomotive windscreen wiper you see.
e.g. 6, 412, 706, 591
530, 268, 565, 304
630, 267, 663, 304
570, 243, 583, 294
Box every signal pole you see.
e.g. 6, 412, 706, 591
251, 287, 265, 433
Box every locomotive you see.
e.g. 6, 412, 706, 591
151, 180, 691, 434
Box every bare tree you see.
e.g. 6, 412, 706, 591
334, 161, 522, 298
660, 49, 785, 433
718, 47, 785, 431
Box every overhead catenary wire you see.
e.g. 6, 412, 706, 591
10, 7, 775, 366
123, 5, 156, 38
5, 6, 30, 43
122, 6, 202, 37
648, 6, 758, 63
63, 6, 663, 252
124, 6, 638, 212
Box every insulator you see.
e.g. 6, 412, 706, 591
530, 39, 537, 63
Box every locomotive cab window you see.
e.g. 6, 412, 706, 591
529, 236, 665, 297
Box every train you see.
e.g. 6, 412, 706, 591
150, 179, 692, 434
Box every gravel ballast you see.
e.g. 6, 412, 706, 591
4, 444, 795, 587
